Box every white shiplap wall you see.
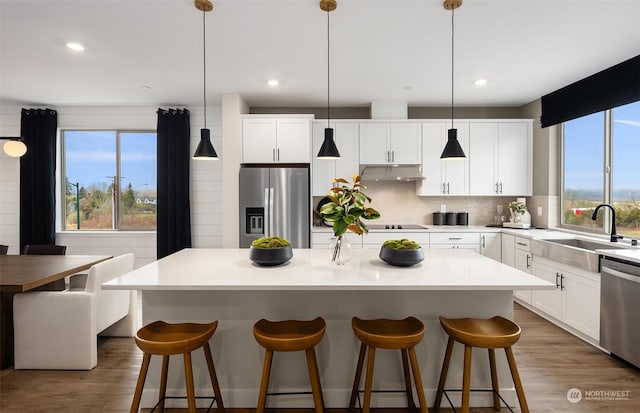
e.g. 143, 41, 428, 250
0, 104, 223, 267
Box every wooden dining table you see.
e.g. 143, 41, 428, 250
0, 254, 112, 369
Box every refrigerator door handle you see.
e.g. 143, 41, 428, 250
268, 187, 275, 237
264, 187, 270, 236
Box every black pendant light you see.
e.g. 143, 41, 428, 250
317, 0, 340, 159
440, 0, 466, 160
193, 0, 219, 160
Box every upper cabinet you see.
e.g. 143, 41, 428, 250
417, 121, 469, 196
468, 121, 532, 196
311, 121, 359, 197
359, 122, 421, 165
242, 116, 312, 163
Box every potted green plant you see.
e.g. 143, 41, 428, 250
319, 174, 380, 264
379, 239, 424, 267
249, 236, 293, 266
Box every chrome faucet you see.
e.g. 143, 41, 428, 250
591, 203, 623, 243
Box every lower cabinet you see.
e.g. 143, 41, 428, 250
532, 257, 600, 340
480, 232, 501, 262
429, 232, 480, 253
513, 237, 533, 303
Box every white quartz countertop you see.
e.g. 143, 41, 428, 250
103, 248, 554, 291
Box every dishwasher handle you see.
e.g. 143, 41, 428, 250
602, 266, 640, 284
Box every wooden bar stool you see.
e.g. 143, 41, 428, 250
433, 316, 528, 413
130, 320, 225, 413
348, 316, 428, 413
253, 317, 326, 413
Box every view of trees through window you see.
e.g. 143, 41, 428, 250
563, 101, 640, 237
63, 130, 157, 230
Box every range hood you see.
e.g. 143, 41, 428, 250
360, 165, 425, 182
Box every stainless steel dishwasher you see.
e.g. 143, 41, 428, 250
600, 256, 640, 368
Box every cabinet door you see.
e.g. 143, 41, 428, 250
359, 123, 390, 164
443, 122, 469, 195
417, 123, 446, 195
333, 123, 360, 183
514, 249, 533, 303
276, 119, 311, 162
497, 122, 530, 196
469, 123, 498, 195
480, 233, 501, 262
531, 261, 562, 319
312, 122, 336, 196
389, 123, 421, 165
501, 233, 515, 267
563, 270, 600, 339
242, 119, 277, 163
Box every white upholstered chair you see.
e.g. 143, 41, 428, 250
13, 253, 136, 370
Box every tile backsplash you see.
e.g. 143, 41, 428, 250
314, 181, 527, 227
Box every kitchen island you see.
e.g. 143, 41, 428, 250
103, 248, 554, 409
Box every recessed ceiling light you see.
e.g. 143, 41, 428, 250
267, 79, 279, 87
474, 79, 487, 86
66, 42, 85, 52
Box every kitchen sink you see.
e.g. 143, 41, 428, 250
540, 238, 628, 252
531, 238, 628, 272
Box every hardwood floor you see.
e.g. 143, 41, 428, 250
0, 303, 638, 412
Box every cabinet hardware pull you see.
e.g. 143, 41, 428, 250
495, 182, 499, 194
482, 235, 486, 248
516, 242, 527, 247
560, 274, 565, 290
277, 148, 280, 161
272, 148, 276, 161
447, 182, 450, 194
499, 182, 503, 194
442, 183, 446, 194
526, 254, 531, 268
392, 151, 395, 162
449, 237, 463, 240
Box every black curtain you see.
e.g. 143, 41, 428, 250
19, 108, 58, 253
541, 55, 640, 128
156, 108, 192, 259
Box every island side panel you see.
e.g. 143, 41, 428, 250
139, 289, 517, 409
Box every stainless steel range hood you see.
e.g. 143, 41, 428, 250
360, 165, 424, 182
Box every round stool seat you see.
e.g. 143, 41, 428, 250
352, 316, 425, 350
253, 317, 326, 352
135, 320, 218, 356
439, 316, 521, 349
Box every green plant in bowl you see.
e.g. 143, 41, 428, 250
379, 239, 424, 267
249, 236, 293, 266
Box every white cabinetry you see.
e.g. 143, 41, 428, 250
513, 236, 533, 303
468, 121, 532, 196
312, 121, 359, 197
359, 122, 421, 165
417, 122, 469, 196
242, 116, 312, 163
501, 233, 515, 267
532, 257, 600, 340
480, 232, 501, 262
429, 232, 479, 253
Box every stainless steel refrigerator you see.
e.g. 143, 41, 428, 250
239, 165, 310, 248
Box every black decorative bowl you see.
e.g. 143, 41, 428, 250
379, 246, 424, 267
249, 245, 293, 266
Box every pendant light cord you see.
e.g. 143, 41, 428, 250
327, 10, 331, 129
450, 7, 454, 129
203, 10, 207, 129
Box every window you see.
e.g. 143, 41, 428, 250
62, 130, 157, 231
562, 101, 640, 238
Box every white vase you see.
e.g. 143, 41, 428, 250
329, 235, 351, 266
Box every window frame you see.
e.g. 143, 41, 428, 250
560, 103, 638, 237
60, 129, 157, 232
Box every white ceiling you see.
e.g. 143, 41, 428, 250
1, 0, 639, 109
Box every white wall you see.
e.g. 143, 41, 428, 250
0, 104, 223, 266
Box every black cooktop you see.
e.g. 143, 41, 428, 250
368, 224, 426, 230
